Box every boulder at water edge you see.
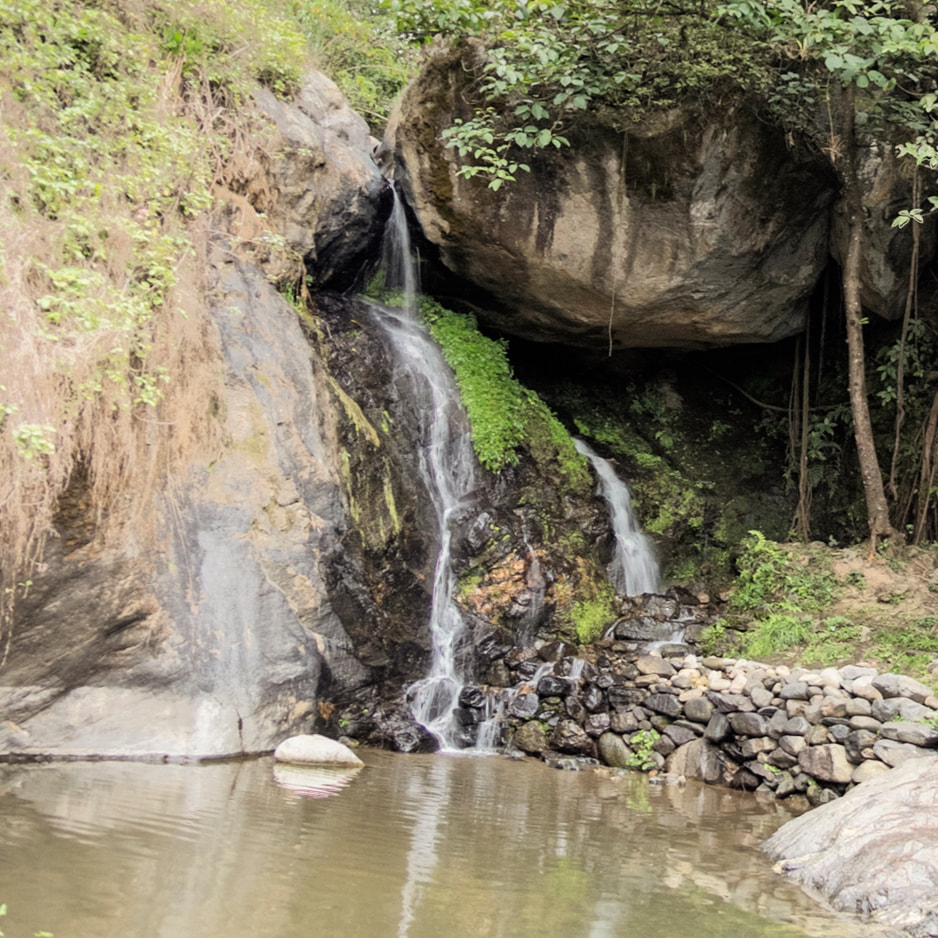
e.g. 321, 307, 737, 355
274, 734, 365, 767
764, 755, 938, 935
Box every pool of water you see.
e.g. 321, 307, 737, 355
0, 750, 888, 937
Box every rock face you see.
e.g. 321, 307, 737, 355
0, 72, 393, 761
830, 143, 938, 322
385, 41, 934, 350
384, 41, 834, 350
244, 71, 388, 289
764, 756, 938, 934
313, 292, 614, 749
0, 254, 369, 759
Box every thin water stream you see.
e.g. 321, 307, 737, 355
369, 184, 477, 748
0, 752, 889, 938
574, 438, 660, 596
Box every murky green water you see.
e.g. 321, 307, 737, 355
0, 750, 887, 938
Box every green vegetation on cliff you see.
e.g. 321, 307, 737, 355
412, 296, 589, 488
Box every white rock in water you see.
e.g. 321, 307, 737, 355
273, 734, 364, 766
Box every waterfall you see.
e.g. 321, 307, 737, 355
370, 184, 477, 750
573, 438, 660, 596
381, 182, 418, 319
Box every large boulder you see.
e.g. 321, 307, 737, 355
383, 41, 833, 350
0, 255, 371, 760
764, 755, 938, 934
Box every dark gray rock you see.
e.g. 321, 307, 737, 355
845, 729, 878, 764
880, 721, 938, 748
635, 655, 676, 677
663, 723, 698, 747
684, 697, 714, 724
804, 724, 830, 746
645, 693, 682, 718
537, 674, 570, 697
766, 709, 789, 739
551, 720, 595, 755
765, 756, 938, 932
708, 692, 755, 713
566, 695, 587, 722
766, 747, 799, 770
582, 683, 607, 713
585, 712, 612, 738
610, 709, 639, 734
828, 723, 851, 742
666, 738, 738, 785
782, 716, 811, 736
728, 711, 768, 737
510, 693, 540, 720
607, 685, 645, 709
779, 735, 807, 757
458, 686, 485, 709
779, 681, 810, 701
704, 712, 731, 743
850, 715, 883, 732
614, 618, 669, 641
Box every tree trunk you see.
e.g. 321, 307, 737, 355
841, 175, 901, 546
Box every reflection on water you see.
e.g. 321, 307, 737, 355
0, 751, 890, 938
272, 764, 362, 798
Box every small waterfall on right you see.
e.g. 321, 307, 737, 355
573, 438, 660, 596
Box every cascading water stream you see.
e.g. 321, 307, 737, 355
574, 438, 660, 596
369, 184, 477, 750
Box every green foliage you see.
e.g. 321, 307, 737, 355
569, 585, 616, 644
291, 0, 413, 126
721, 0, 938, 217
0, 0, 314, 635
519, 390, 591, 494
698, 621, 727, 656
625, 728, 660, 772
731, 531, 836, 615
726, 531, 842, 660
0, 0, 308, 431
384, 0, 770, 187
420, 298, 525, 471
744, 611, 811, 658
